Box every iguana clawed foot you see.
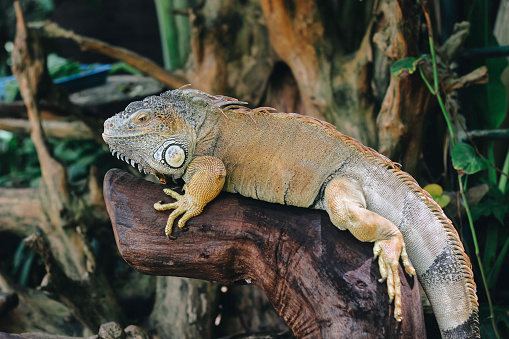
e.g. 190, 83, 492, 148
373, 235, 416, 322
154, 188, 204, 239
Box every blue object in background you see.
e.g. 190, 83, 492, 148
0, 64, 112, 101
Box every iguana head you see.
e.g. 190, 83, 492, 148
102, 89, 197, 182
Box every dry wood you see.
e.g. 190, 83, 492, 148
217, 285, 290, 335
0, 118, 94, 139
0, 187, 41, 237
9, 2, 124, 330
0, 273, 82, 336
147, 277, 218, 339
30, 21, 188, 89
104, 169, 426, 338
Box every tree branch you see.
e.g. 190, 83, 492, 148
0, 117, 94, 139
8, 3, 125, 330
104, 169, 426, 338
30, 21, 188, 89
0, 187, 41, 237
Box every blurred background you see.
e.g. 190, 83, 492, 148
0, 0, 508, 338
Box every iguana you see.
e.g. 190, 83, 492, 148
102, 86, 479, 338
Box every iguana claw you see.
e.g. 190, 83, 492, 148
154, 188, 205, 239
373, 236, 416, 322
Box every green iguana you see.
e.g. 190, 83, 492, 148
102, 86, 479, 338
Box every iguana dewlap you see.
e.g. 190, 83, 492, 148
102, 87, 479, 338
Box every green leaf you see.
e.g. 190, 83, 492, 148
12, 241, 26, 274
423, 183, 442, 196
390, 55, 428, 77
110, 62, 143, 76
466, 0, 508, 130
68, 154, 98, 181
47, 54, 81, 79
19, 251, 35, 286
487, 237, 509, 289
485, 58, 508, 129
470, 183, 509, 223
452, 143, 489, 174
4, 79, 19, 103
35, 0, 54, 13
472, 58, 508, 129
483, 226, 498, 276
423, 184, 451, 208
434, 195, 451, 208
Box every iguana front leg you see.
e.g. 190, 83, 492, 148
154, 156, 226, 239
323, 176, 416, 321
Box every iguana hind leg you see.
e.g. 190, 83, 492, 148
323, 176, 416, 321
154, 156, 226, 239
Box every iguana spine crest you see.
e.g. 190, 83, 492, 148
222, 101, 479, 320
103, 88, 480, 338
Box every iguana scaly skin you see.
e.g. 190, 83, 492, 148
102, 87, 479, 338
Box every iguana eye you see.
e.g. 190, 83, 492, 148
164, 145, 185, 168
134, 111, 151, 125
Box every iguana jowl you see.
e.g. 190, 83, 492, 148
102, 87, 479, 338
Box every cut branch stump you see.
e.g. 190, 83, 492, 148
104, 169, 426, 338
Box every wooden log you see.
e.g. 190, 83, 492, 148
104, 169, 426, 338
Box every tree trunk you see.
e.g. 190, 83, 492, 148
216, 285, 289, 336
148, 277, 218, 339
9, 3, 124, 331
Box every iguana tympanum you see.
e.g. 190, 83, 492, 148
102, 86, 479, 338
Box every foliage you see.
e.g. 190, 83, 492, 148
471, 187, 509, 225
0, 131, 124, 187
154, 0, 190, 70
0, 0, 55, 77
3, 53, 89, 103
110, 62, 143, 76
467, 0, 508, 131
52, 139, 111, 182
11, 241, 39, 286
391, 2, 509, 335
390, 55, 427, 77
423, 184, 450, 208
451, 143, 489, 175
46, 53, 82, 79
0, 131, 41, 187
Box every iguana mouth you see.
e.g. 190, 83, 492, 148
102, 132, 145, 139
109, 146, 147, 174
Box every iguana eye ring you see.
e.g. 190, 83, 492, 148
164, 144, 186, 168
134, 111, 151, 125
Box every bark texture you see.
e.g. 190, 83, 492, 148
9, 2, 124, 332
104, 169, 426, 338
148, 277, 218, 339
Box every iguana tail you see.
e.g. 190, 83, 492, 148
339, 135, 480, 338
198, 101, 480, 338
393, 170, 479, 338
